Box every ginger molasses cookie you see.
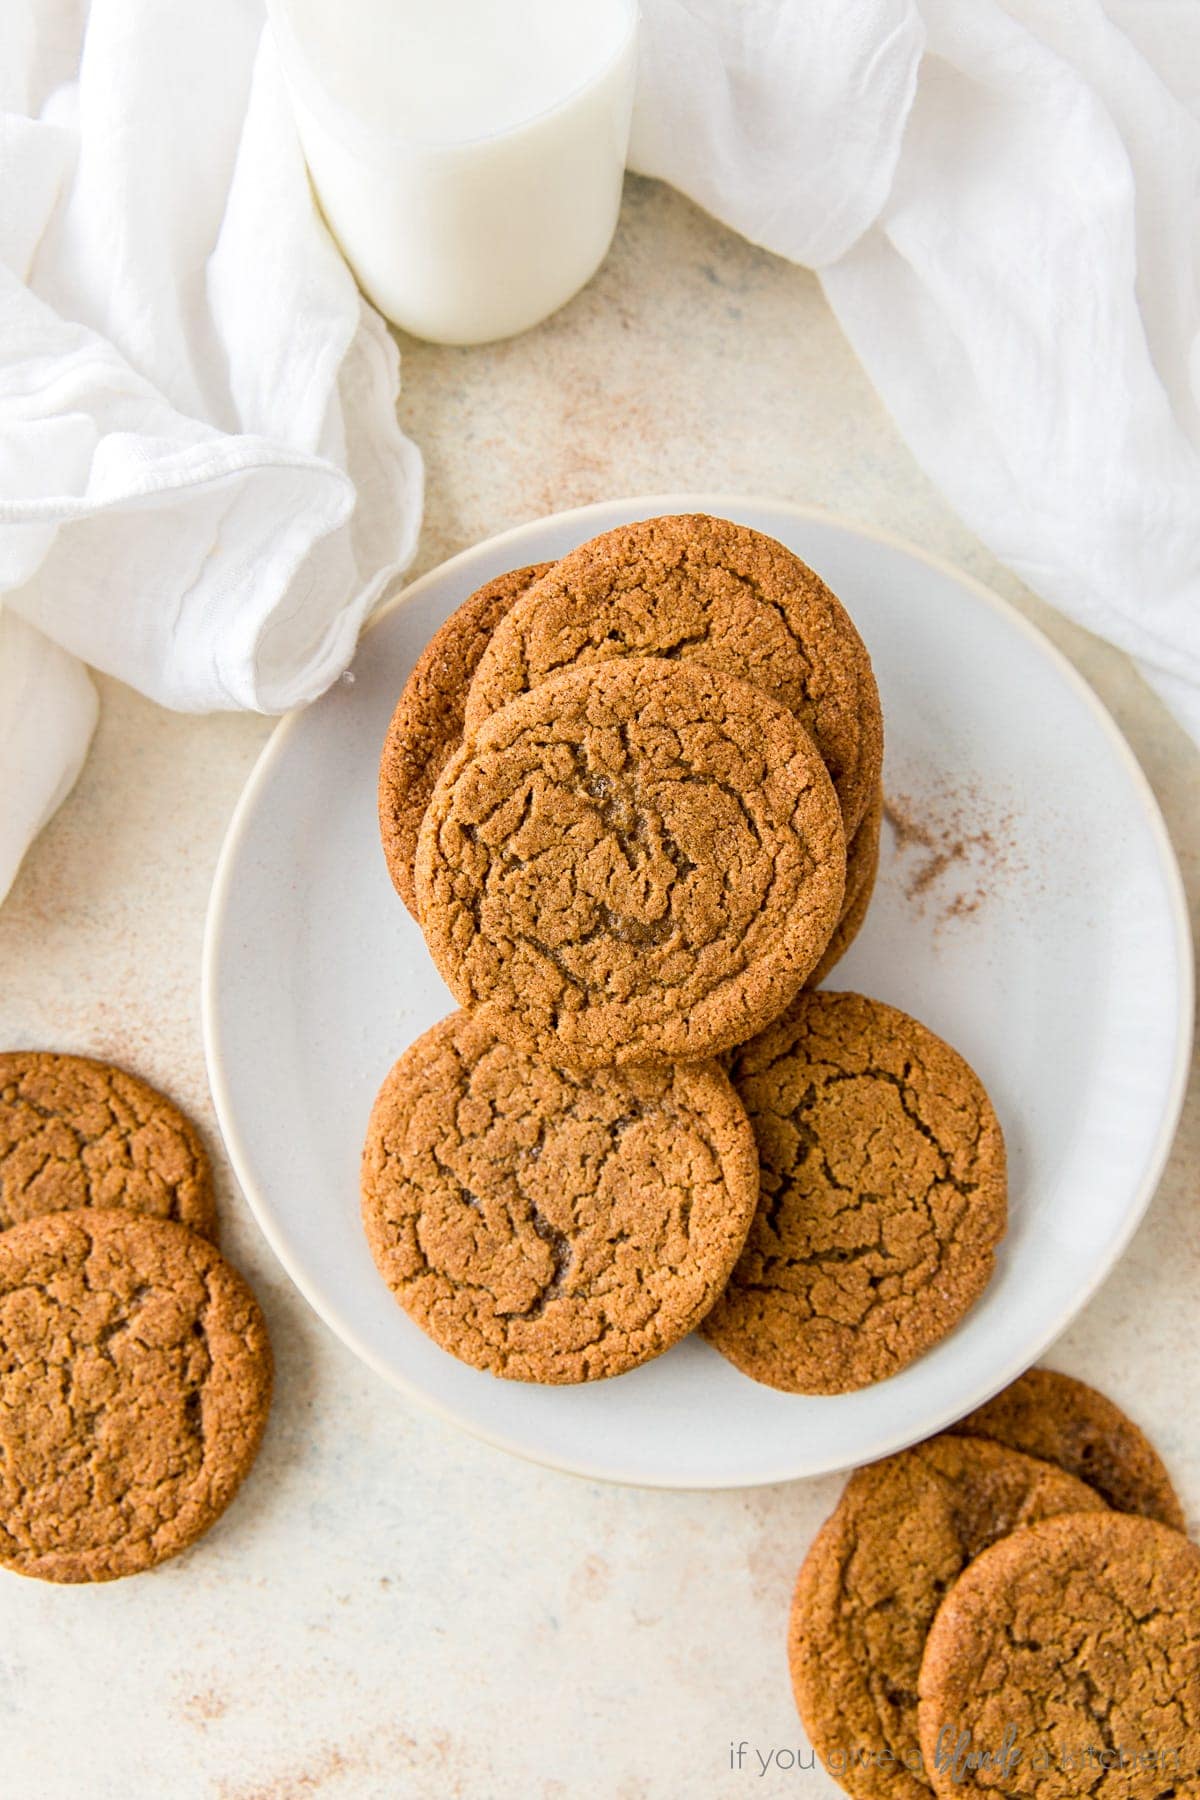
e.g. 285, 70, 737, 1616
464, 514, 883, 836
379, 563, 553, 918
0, 1051, 216, 1239
947, 1366, 1185, 1530
0, 1209, 272, 1582
791, 1436, 1108, 1800
703, 991, 1006, 1392
416, 657, 846, 1069
917, 1512, 1200, 1799
361, 1010, 759, 1383
806, 781, 882, 988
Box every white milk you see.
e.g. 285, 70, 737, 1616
272, 0, 638, 344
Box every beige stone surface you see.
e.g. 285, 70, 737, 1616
0, 177, 1195, 1800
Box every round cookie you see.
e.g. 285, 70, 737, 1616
0, 1051, 217, 1239
946, 1366, 1185, 1530
0, 1209, 272, 1582
806, 780, 882, 988
416, 657, 846, 1069
703, 990, 1006, 1392
790, 1436, 1108, 1800
379, 563, 553, 918
917, 1512, 1200, 1799
361, 1010, 760, 1383
464, 513, 883, 836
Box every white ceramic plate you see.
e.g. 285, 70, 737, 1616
202, 498, 1192, 1489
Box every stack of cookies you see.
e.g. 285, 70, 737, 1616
0, 1052, 273, 1583
367, 513, 1006, 1391
791, 1369, 1200, 1798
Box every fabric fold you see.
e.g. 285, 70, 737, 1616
0, 0, 421, 889
634, 0, 1200, 742
0, 606, 97, 904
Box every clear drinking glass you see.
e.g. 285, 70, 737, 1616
270, 0, 639, 346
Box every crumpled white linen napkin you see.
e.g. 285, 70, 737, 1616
0, 604, 97, 901
0, 0, 422, 900
633, 0, 1200, 743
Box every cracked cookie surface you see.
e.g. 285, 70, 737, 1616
0, 1209, 272, 1582
917, 1512, 1200, 1799
360, 1010, 759, 1383
703, 990, 1006, 1392
947, 1367, 1185, 1531
379, 563, 552, 918
807, 780, 882, 988
416, 657, 846, 1069
0, 1052, 216, 1238
791, 1436, 1108, 1800
464, 514, 883, 836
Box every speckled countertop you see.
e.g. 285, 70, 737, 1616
1, 177, 1197, 1800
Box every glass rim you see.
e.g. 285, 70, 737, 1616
267, 0, 639, 161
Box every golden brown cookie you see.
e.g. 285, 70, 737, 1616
464, 514, 883, 836
917, 1512, 1200, 1799
379, 563, 553, 918
416, 657, 846, 1069
791, 1436, 1108, 1800
361, 1010, 760, 1382
0, 1051, 216, 1239
806, 780, 882, 988
703, 991, 1006, 1392
0, 1209, 272, 1582
946, 1366, 1185, 1530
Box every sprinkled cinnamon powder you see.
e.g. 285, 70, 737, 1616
884, 783, 1020, 928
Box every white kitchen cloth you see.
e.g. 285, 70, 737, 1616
633, 0, 1200, 743
0, 604, 98, 902
0, 0, 422, 900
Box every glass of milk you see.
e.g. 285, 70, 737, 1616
270, 0, 639, 345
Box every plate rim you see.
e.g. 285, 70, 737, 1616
201, 494, 1195, 1489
